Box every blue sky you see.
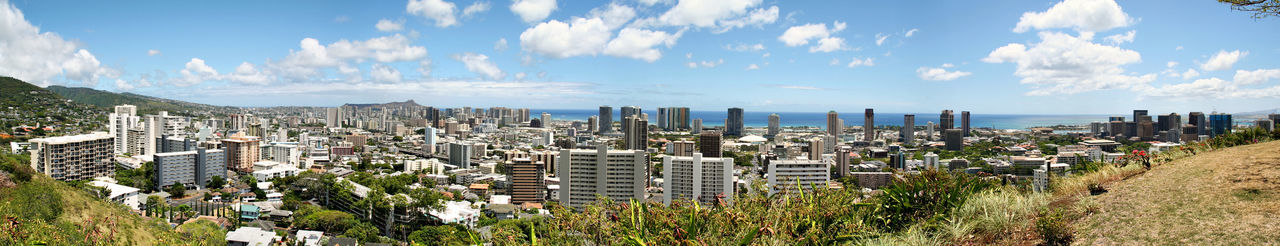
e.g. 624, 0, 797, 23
3, 0, 1279, 114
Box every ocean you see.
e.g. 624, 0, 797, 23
534, 109, 1108, 130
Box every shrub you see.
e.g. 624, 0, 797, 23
1035, 209, 1073, 246
865, 170, 997, 232
6, 179, 64, 221
947, 188, 1049, 239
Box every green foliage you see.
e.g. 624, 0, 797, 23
1035, 209, 1074, 246
45, 84, 224, 116
343, 222, 382, 243
206, 175, 226, 189
293, 205, 359, 234
4, 179, 64, 221
167, 182, 186, 198
0, 152, 34, 182
408, 224, 475, 245
1207, 127, 1274, 148
114, 161, 157, 192
864, 170, 997, 232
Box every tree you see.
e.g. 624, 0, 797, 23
1221, 0, 1280, 18
344, 222, 382, 243
168, 182, 187, 198
207, 175, 226, 189
176, 219, 227, 245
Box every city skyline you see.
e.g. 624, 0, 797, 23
3, 0, 1280, 114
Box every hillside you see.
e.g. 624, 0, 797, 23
344, 99, 421, 109
0, 77, 104, 137
46, 85, 227, 116
1073, 140, 1280, 244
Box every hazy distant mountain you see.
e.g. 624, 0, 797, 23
343, 99, 421, 108
1234, 108, 1280, 117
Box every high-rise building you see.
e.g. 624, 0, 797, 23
1157, 114, 1173, 131
557, 146, 647, 209
1257, 119, 1275, 132
692, 118, 703, 134
668, 140, 695, 156
826, 111, 840, 136
1209, 113, 1233, 137
29, 132, 114, 181
624, 115, 648, 150
222, 134, 261, 172
507, 158, 546, 205
767, 113, 781, 137
668, 107, 691, 131
155, 147, 225, 190
961, 111, 971, 137
940, 110, 955, 132
767, 159, 830, 195
926, 121, 935, 141
835, 146, 853, 178
726, 108, 744, 137
1188, 112, 1206, 136
944, 129, 963, 151
1138, 121, 1154, 141
1270, 114, 1280, 127
587, 116, 599, 133
807, 137, 824, 160
902, 114, 915, 145
698, 131, 723, 157
598, 106, 613, 134
423, 127, 437, 153
657, 108, 668, 130
864, 108, 875, 140
1133, 110, 1149, 123
449, 142, 473, 168
326, 107, 342, 128
109, 105, 139, 154
663, 153, 734, 206
621, 106, 642, 122
541, 112, 551, 128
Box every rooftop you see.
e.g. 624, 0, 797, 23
29, 132, 111, 144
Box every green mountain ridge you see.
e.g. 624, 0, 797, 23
44, 85, 229, 116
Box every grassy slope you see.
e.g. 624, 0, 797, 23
1074, 140, 1280, 244
0, 175, 192, 245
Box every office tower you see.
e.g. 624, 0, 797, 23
423, 126, 437, 153
961, 111, 971, 137
449, 142, 473, 168
557, 146, 647, 209
28, 132, 114, 181
1181, 125, 1199, 143
587, 116, 599, 133
926, 121, 935, 141
507, 158, 546, 205
1157, 114, 1173, 131
1270, 114, 1280, 127
621, 106, 642, 122
939, 110, 955, 132
1138, 121, 1154, 141
1133, 110, 1148, 123
767, 159, 830, 195
624, 115, 649, 150
944, 129, 963, 151
902, 114, 915, 145
598, 106, 613, 134
1188, 112, 1206, 136
1090, 122, 1104, 136
669, 140, 695, 156
663, 153, 735, 206
768, 113, 781, 137
692, 118, 703, 134
699, 131, 723, 157
108, 105, 139, 154
1168, 113, 1182, 132
669, 107, 691, 131
826, 111, 840, 136
808, 138, 824, 160
326, 107, 341, 128
1109, 121, 1125, 138
541, 112, 551, 128
865, 108, 875, 140
657, 108, 668, 130
222, 134, 262, 172
835, 146, 853, 178
726, 108, 744, 137
1258, 119, 1275, 132
1209, 113, 1233, 137
1125, 121, 1138, 138
155, 147, 225, 190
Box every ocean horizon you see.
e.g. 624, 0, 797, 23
533, 109, 1110, 130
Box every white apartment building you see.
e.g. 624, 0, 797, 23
557, 145, 647, 209
662, 153, 735, 206
29, 132, 115, 181
767, 159, 830, 195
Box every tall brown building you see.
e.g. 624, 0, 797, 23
826, 111, 840, 136
698, 131, 723, 157
222, 133, 261, 172
864, 108, 875, 140
508, 158, 546, 205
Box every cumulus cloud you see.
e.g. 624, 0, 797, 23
710, 5, 778, 33
0, 2, 117, 86
1201, 50, 1246, 71
603, 28, 682, 62
407, 0, 459, 27
846, 57, 874, 68
778, 21, 849, 53
983, 32, 1153, 95
1180, 68, 1199, 80
226, 62, 271, 85
655, 0, 771, 30
147, 49, 162, 56
519, 17, 612, 58
686, 58, 723, 68
724, 43, 765, 52
1104, 30, 1135, 44
176, 58, 219, 86
745, 64, 759, 70
494, 38, 508, 51
917, 66, 972, 81
369, 63, 403, 82
453, 52, 506, 80
462, 1, 491, 17
1234, 68, 1280, 86
376, 19, 405, 32
1013, 0, 1134, 33
274, 34, 428, 80
511, 0, 558, 23
588, 3, 636, 30
809, 37, 848, 53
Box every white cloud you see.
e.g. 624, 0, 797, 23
453, 52, 506, 80
874, 33, 889, 46
1175, 46, 1184, 50
369, 63, 403, 82
724, 43, 765, 52
1144, 78, 1233, 99
1201, 50, 1246, 71
745, 64, 759, 70
1013, 0, 1134, 33
809, 37, 847, 53
226, 62, 271, 85
1166, 61, 1178, 68
941, 63, 954, 68
687, 58, 723, 68
376, 19, 405, 32
417, 59, 433, 77
588, 3, 636, 30
147, 49, 162, 56
462, 1, 491, 17
846, 57, 874, 68
603, 28, 682, 62
917, 66, 972, 81
1180, 68, 1199, 80
407, 0, 459, 27
655, 0, 764, 29
176, 58, 219, 86
778, 21, 845, 46
0, 3, 117, 86
1234, 68, 1280, 86
711, 5, 778, 33
494, 38, 508, 51
514, 72, 527, 80
274, 34, 428, 80
905, 28, 919, 37
983, 31, 1153, 95
1104, 30, 1135, 44
511, 0, 558, 23
519, 17, 612, 58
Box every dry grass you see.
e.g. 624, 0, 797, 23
1073, 140, 1280, 245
